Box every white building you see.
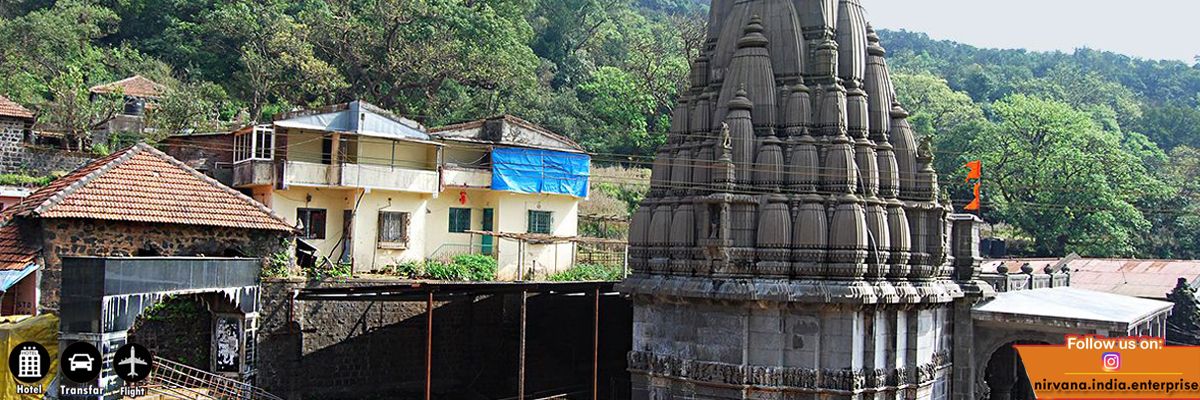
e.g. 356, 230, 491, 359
199, 102, 590, 280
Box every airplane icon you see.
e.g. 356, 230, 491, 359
117, 355, 148, 378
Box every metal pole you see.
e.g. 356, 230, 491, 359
518, 290, 527, 400
592, 286, 600, 400
425, 290, 433, 400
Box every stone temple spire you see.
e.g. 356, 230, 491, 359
623, 1, 968, 397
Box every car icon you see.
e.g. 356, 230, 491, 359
68, 353, 94, 371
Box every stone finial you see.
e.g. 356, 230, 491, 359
738, 15, 769, 49
729, 87, 754, 111
866, 25, 886, 57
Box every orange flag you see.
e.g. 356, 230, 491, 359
965, 182, 981, 211
964, 160, 982, 182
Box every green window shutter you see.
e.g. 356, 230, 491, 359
449, 208, 472, 233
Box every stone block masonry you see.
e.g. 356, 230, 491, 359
27, 218, 290, 312
256, 280, 633, 399
0, 117, 93, 175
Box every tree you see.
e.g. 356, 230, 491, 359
41, 67, 123, 151
968, 95, 1160, 257
1141, 146, 1200, 259
203, 1, 345, 120
1166, 278, 1200, 345
302, 0, 538, 122
144, 81, 228, 141
578, 66, 659, 153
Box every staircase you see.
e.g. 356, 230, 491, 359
130, 357, 284, 400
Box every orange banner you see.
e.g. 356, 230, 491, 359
1016, 335, 1200, 399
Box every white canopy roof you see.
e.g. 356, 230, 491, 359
973, 287, 1172, 330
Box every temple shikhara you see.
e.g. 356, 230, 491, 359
620, 1, 1174, 399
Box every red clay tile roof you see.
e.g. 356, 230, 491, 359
0, 224, 36, 271
4, 143, 295, 231
88, 75, 166, 98
0, 95, 34, 120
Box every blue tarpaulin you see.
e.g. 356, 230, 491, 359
0, 263, 36, 292
492, 148, 590, 198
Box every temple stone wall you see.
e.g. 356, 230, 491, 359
629, 297, 954, 400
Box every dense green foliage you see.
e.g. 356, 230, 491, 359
0, 0, 704, 156
547, 263, 625, 281
882, 30, 1200, 258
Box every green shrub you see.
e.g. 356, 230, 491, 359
0, 174, 53, 187
305, 261, 352, 280
451, 254, 497, 282
383, 260, 425, 279
424, 260, 466, 281
547, 264, 624, 282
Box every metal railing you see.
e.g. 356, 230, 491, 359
141, 357, 283, 400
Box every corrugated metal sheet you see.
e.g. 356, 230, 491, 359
1068, 259, 1200, 299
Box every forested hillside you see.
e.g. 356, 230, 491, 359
879, 30, 1200, 259
0, 0, 706, 154
0, 1, 1196, 258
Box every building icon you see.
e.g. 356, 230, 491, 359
17, 346, 41, 379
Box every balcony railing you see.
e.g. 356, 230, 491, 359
339, 163, 439, 193
442, 166, 492, 188
233, 160, 440, 193
232, 160, 275, 188
281, 161, 332, 187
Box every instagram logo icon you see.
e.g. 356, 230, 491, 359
1101, 352, 1121, 371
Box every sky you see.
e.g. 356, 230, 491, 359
858, 0, 1196, 63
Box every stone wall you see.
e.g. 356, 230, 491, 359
257, 279, 632, 399
128, 295, 214, 371
25, 217, 291, 312
14, 146, 93, 176
0, 117, 93, 175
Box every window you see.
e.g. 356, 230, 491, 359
528, 211, 553, 234
448, 208, 472, 233
297, 208, 327, 240
235, 125, 274, 163
378, 211, 411, 244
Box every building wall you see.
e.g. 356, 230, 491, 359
494, 192, 579, 280
265, 184, 580, 278
425, 188, 498, 261
0, 117, 93, 175
285, 129, 325, 164
347, 190, 431, 271
264, 186, 434, 272
356, 136, 437, 169
27, 217, 290, 313
0, 117, 29, 173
